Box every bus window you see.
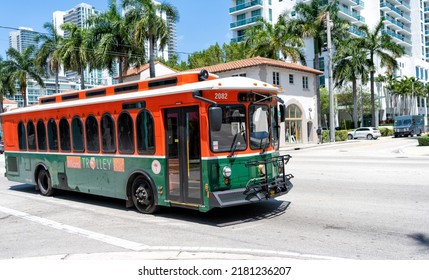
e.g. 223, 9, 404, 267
86, 115, 100, 153
118, 112, 134, 154
59, 118, 71, 152
37, 120, 47, 151
210, 105, 247, 152
18, 122, 27, 150
27, 121, 37, 151
101, 113, 116, 153
136, 110, 155, 154
47, 119, 59, 151
249, 105, 270, 150
72, 116, 85, 152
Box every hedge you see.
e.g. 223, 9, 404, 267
322, 130, 348, 142
417, 135, 429, 146
378, 127, 393, 137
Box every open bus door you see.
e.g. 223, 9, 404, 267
165, 106, 202, 207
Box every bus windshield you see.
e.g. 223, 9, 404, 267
210, 105, 247, 152
249, 104, 270, 150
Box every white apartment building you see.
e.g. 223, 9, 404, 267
229, 0, 429, 125
8, 27, 38, 54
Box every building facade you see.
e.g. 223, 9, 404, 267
229, 0, 429, 126
8, 27, 38, 54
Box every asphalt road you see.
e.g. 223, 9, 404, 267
0, 136, 428, 260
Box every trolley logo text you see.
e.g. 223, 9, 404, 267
67, 156, 125, 172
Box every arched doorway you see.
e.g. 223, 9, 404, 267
285, 104, 302, 144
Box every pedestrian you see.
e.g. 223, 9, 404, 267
317, 126, 322, 144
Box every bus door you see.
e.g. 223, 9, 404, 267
165, 106, 202, 205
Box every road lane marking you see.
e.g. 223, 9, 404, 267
0, 205, 347, 260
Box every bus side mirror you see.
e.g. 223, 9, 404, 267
280, 104, 286, 122
209, 107, 222, 131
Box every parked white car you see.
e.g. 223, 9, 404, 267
348, 127, 381, 140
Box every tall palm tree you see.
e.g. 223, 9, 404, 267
4, 46, 45, 107
35, 22, 63, 94
356, 18, 405, 126
59, 22, 91, 89
333, 39, 368, 128
0, 56, 16, 113
244, 16, 306, 64
288, 0, 349, 127
88, 0, 145, 83
123, 0, 179, 78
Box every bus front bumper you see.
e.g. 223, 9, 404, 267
209, 174, 294, 208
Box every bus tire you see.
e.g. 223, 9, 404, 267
37, 169, 54, 196
131, 175, 159, 214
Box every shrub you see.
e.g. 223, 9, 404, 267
417, 135, 429, 146
322, 130, 348, 142
379, 127, 393, 137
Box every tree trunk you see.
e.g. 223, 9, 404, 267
21, 86, 27, 107
149, 35, 156, 78
118, 57, 124, 84
370, 70, 375, 126
314, 53, 321, 127
352, 79, 358, 128
80, 67, 85, 90
55, 68, 59, 94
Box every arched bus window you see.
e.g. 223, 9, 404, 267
59, 118, 71, 152
86, 115, 100, 153
37, 120, 47, 151
47, 119, 59, 151
72, 116, 84, 152
118, 112, 134, 154
101, 113, 116, 153
18, 121, 27, 150
27, 120, 37, 151
136, 110, 155, 154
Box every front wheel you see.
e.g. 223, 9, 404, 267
348, 134, 353, 140
131, 176, 159, 214
37, 169, 54, 196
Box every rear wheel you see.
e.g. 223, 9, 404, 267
131, 176, 159, 214
37, 169, 54, 196
366, 134, 374, 140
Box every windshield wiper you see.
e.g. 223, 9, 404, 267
229, 129, 245, 158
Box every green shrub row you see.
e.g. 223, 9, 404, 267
322, 130, 348, 142
417, 135, 429, 146
378, 127, 393, 137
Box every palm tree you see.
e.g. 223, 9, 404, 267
288, 0, 350, 127
88, 1, 145, 83
244, 16, 306, 64
59, 22, 90, 89
4, 46, 45, 107
35, 22, 63, 93
333, 39, 369, 128
123, 0, 179, 78
390, 76, 424, 115
0, 56, 16, 113
356, 18, 405, 126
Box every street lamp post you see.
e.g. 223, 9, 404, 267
326, 11, 335, 142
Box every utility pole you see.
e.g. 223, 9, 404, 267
326, 11, 335, 142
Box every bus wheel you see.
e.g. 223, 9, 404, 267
37, 169, 54, 196
131, 176, 159, 214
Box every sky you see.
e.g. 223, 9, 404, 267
0, 0, 232, 61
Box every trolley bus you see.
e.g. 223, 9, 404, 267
1, 70, 293, 213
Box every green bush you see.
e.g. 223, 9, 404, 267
417, 135, 429, 146
322, 130, 348, 142
379, 127, 393, 137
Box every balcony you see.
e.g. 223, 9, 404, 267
231, 35, 246, 43
382, 28, 411, 45
230, 16, 262, 29
230, 0, 263, 15
338, 5, 365, 23
384, 14, 411, 34
380, 1, 411, 23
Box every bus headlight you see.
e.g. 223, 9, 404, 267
222, 166, 232, 178
258, 164, 266, 176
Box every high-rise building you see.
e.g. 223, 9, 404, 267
229, 0, 428, 123
8, 27, 38, 53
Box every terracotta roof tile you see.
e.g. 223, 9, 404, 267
185, 56, 323, 75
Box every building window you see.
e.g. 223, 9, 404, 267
118, 112, 135, 154
269, 9, 272, 21
72, 116, 85, 152
37, 120, 47, 151
302, 76, 309, 89
86, 115, 100, 153
289, 74, 294, 84
232, 73, 246, 77
273, 72, 280, 85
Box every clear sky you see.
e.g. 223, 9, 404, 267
0, 0, 231, 61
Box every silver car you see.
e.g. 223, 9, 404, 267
348, 127, 381, 140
